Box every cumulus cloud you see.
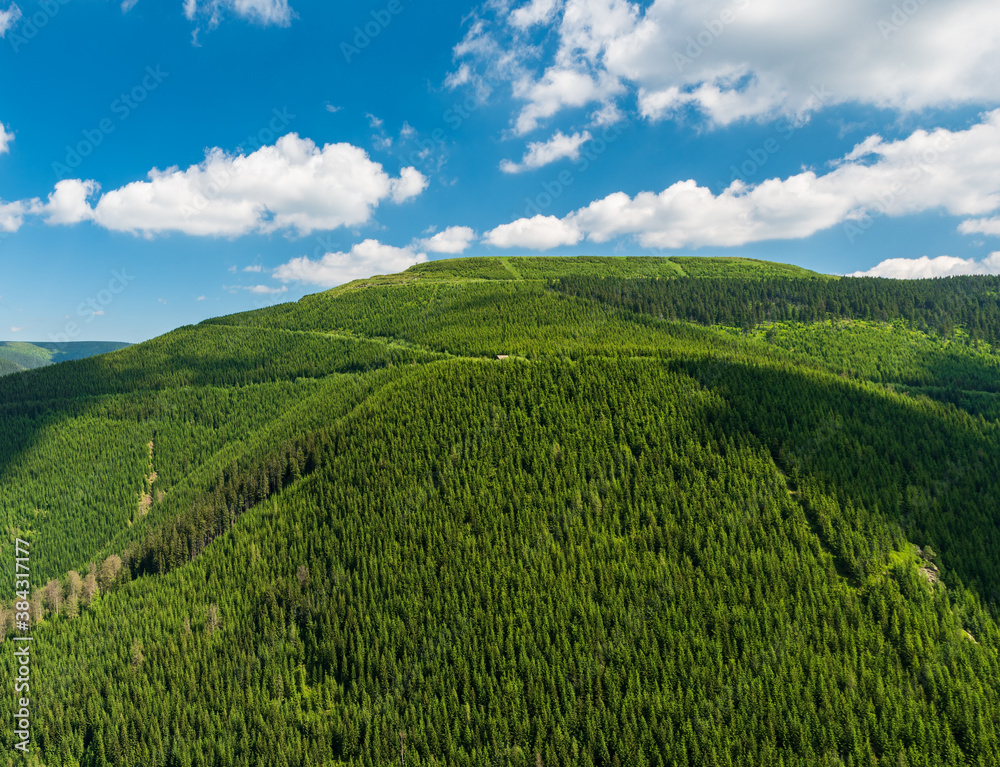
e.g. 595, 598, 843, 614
419, 226, 477, 254
483, 214, 582, 250
41, 134, 425, 237
848, 254, 1000, 279
485, 111, 1000, 249
500, 130, 592, 173
273, 239, 427, 288
43, 180, 99, 225
390, 166, 429, 203
454, 0, 1000, 131
0, 3, 20, 37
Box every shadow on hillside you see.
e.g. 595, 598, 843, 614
675, 357, 1000, 611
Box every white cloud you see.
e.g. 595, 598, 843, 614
243, 264, 263, 272
0, 122, 13, 154
419, 226, 476, 254
445, 63, 474, 90
483, 214, 582, 249
44, 134, 425, 237
9, 326, 22, 333
486, 111, 1000, 249
589, 102, 623, 127
121, 0, 140, 12
185, 0, 293, 27
959, 217, 1000, 236
43, 180, 99, 225
325, 104, 342, 113
848, 253, 1000, 279
448, 20, 538, 102
513, 69, 623, 135
510, 0, 561, 29
0, 199, 39, 233
0, 3, 20, 37
196, 295, 207, 301
500, 130, 591, 173
273, 239, 428, 288
455, 0, 1000, 131
390, 166, 429, 203
245, 284, 288, 294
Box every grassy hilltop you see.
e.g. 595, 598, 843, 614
2, 256, 1000, 766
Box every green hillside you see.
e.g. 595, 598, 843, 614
0, 341, 133, 376
3, 256, 1000, 766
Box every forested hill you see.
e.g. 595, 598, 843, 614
3, 255, 1000, 766
0, 340, 132, 377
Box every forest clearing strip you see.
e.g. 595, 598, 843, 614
499, 257, 524, 280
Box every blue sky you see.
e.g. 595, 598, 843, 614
2, 0, 1000, 342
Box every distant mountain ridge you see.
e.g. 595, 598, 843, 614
0, 341, 132, 376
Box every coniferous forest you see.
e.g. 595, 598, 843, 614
4, 255, 1000, 766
